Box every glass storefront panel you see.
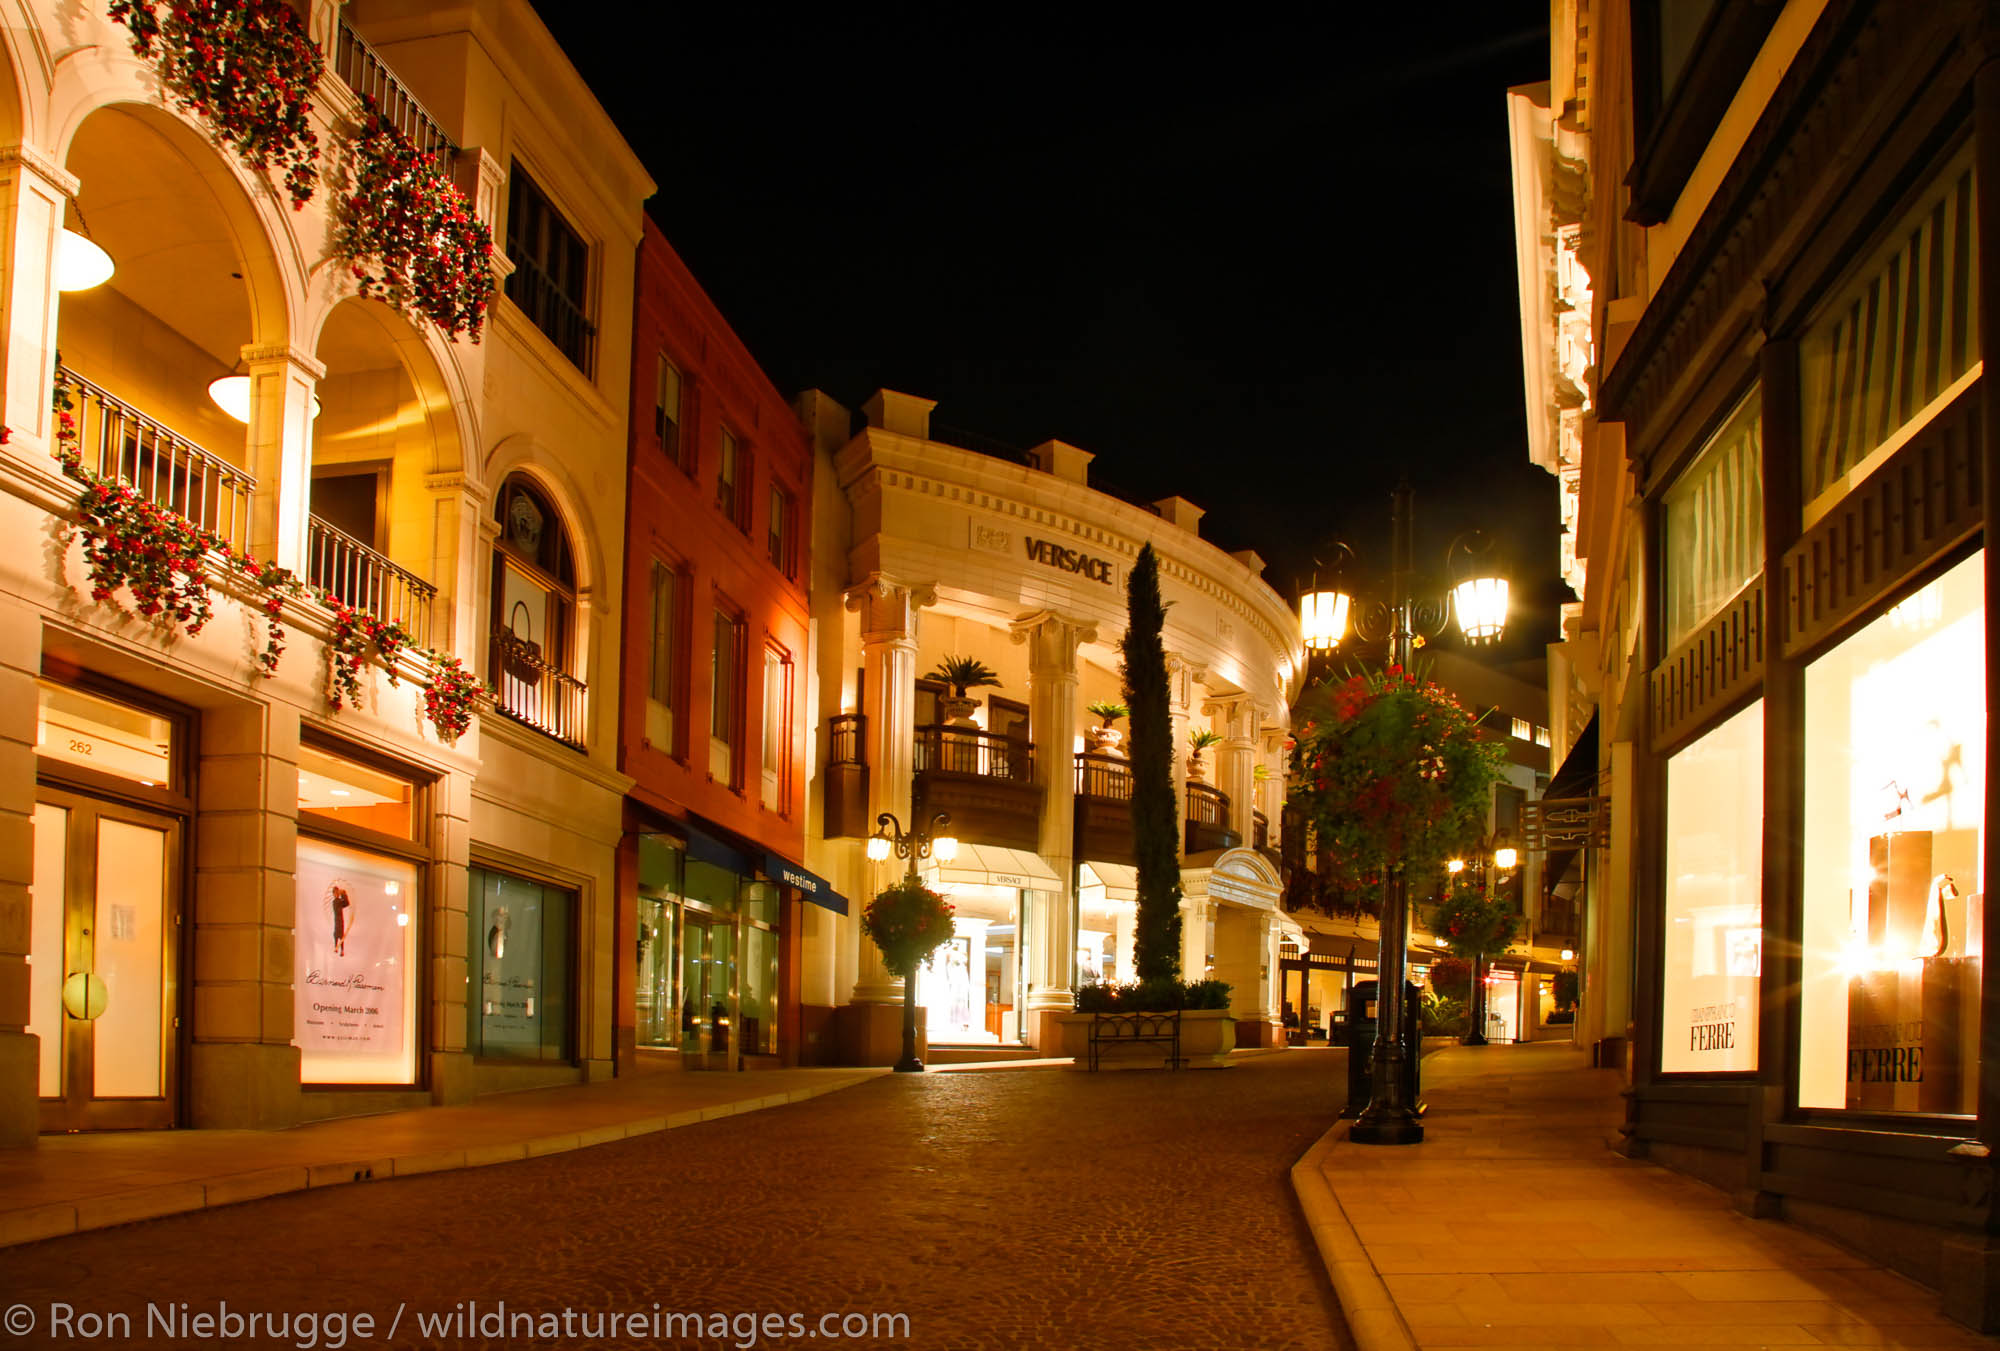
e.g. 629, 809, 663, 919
295, 838, 421, 1085
1660, 700, 1764, 1074
920, 884, 1030, 1044
467, 867, 575, 1061
637, 836, 684, 1050
742, 924, 779, 1056
1800, 551, 1984, 1113
29, 804, 65, 1099
1662, 389, 1763, 651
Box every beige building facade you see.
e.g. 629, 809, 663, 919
0, 0, 649, 1144
798, 390, 1303, 1060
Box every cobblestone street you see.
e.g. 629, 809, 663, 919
4, 1054, 1351, 1351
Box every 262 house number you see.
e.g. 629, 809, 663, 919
68, 739, 92, 755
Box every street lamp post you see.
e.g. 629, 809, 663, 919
1447, 834, 1519, 1046
866, 810, 958, 1073
1299, 481, 1509, 1147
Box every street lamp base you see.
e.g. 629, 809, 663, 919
1348, 1110, 1425, 1146
893, 1055, 925, 1073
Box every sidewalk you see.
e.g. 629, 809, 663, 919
1294, 1041, 1999, 1350
0, 1065, 882, 1250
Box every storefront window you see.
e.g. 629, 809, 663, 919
920, 883, 1033, 1045
1800, 552, 1983, 1114
295, 838, 421, 1085
298, 743, 414, 839
636, 835, 684, 1050
36, 681, 172, 786
1660, 700, 1764, 1073
466, 867, 574, 1061
742, 923, 779, 1057
1662, 389, 1763, 651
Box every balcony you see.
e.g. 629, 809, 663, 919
913, 724, 1041, 851
1074, 751, 1135, 866
489, 627, 586, 749
333, 13, 459, 170
822, 712, 870, 840
306, 516, 436, 647
1184, 781, 1240, 854
58, 366, 255, 554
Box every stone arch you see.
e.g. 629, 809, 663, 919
483, 435, 606, 602
306, 293, 476, 479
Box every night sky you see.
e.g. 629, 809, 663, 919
530, 7, 1564, 661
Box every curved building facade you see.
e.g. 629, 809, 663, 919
798, 390, 1303, 1059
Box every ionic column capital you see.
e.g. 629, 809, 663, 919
844, 573, 938, 642
1009, 608, 1097, 675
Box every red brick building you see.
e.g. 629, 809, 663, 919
614, 218, 826, 1072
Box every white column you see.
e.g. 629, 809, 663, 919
1011, 609, 1096, 1045
0, 146, 75, 458
243, 343, 324, 572
1180, 897, 1212, 981
1205, 694, 1260, 843
1166, 656, 1204, 859
844, 576, 936, 1003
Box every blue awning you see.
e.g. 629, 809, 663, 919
764, 852, 848, 915
683, 820, 753, 877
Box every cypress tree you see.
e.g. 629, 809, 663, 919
1122, 543, 1182, 983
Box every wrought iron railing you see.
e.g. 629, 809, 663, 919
307, 515, 435, 647
1253, 809, 1270, 851
333, 14, 460, 170
914, 724, 1034, 783
1075, 751, 1133, 800
506, 253, 596, 373
1184, 780, 1229, 827
489, 627, 586, 749
57, 365, 255, 554
828, 712, 865, 766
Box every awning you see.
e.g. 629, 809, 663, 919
683, 818, 753, 877
763, 851, 848, 916
1546, 712, 1600, 800
931, 843, 1061, 889
1078, 860, 1138, 900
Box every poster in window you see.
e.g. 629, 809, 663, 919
295, 838, 419, 1085
473, 872, 546, 1054
1660, 700, 1764, 1073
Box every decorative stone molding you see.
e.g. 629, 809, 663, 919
242, 342, 328, 382
0, 144, 80, 198
843, 573, 937, 642
1008, 608, 1098, 674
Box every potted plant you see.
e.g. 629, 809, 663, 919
1058, 976, 1238, 1068
1186, 727, 1222, 781
929, 655, 1001, 726
1084, 699, 1128, 755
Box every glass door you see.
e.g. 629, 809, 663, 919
677, 911, 737, 1070
31, 789, 182, 1131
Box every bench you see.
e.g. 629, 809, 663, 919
1087, 1010, 1182, 1071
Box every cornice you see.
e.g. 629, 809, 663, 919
840, 433, 1302, 676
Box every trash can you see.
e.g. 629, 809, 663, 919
1341, 979, 1426, 1119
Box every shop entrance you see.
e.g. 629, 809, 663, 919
678, 911, 737, 1070
31, 789, 183, 1131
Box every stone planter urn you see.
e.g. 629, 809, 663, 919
1085, 724, 1124, 756
939, 695, 980, 727
1185, 752, 1208, 782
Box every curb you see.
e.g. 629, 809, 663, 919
0, 1072, 877, 1251
1290, 1124, 1419, 1351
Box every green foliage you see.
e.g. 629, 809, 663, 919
1289, 663, 1506, 889
1085, 699, 1129, 724
1553, 969, 1580, 1012
860, 877, 955, 978
1187, 728, 1223, 752
1427, 955, 1472, 1000
1074, 978, 1232, 1013
1430, 876, 1520, 960
1121, 544, 1182, 981
1419, 989, 1467, 1036
930, 655, 1002, 697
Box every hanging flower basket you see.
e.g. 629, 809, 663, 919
1429, 879, 1519, 961
107, 0, 323, 208
861, 877, 956, 979
1287, 663, 1506, 890
333, 97, 495, 342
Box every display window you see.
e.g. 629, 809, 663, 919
918, 883, 1034, 1045
636, 835, 684, 1049
295, 837, 421, 1085
1800, 551, 1984, 1114
1662, 388, 1763, 651
466, 867, 575, 1062
1660, 699, 1764, 1074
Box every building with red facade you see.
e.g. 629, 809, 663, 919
614, 219, 828, 1072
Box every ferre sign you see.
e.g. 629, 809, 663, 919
1024, 536, 1114, 585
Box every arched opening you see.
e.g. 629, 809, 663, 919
310, 297, 465, 646
57, 105, 277, 554
490, 472, 584, 747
